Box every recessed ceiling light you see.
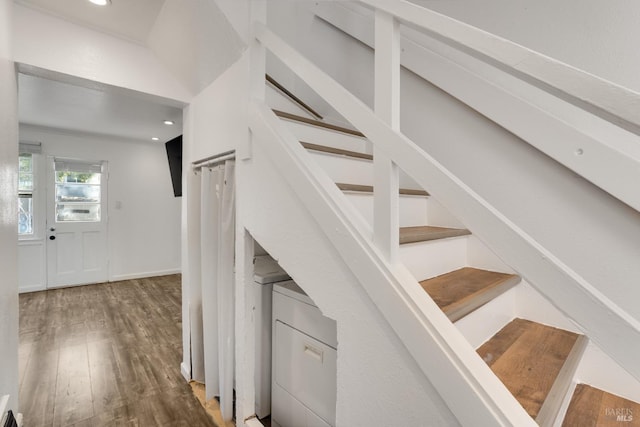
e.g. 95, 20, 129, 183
88, 0, 111, 6
152, 137, 159, 141
163, 120, 175, 125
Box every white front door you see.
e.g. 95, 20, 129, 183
46, 157, 108, 288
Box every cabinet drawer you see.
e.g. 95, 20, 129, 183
274, 321, 336, 425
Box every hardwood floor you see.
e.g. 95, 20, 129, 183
19, 275, 217, 427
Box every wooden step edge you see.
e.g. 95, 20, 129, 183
266, 74, 324, 120
399, 226, 471, 245
536, 335, 589, 427
443, 274, 521, 322
273, 109, 365, 137
301, 141, 373, 161
336, 183, 429, 197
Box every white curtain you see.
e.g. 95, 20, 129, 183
200, 160, 236, 421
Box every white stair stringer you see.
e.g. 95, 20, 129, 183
245, 102, 536, 426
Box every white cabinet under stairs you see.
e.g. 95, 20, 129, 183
264, 99, 640, 427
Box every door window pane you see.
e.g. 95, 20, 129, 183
18, 153, 34, 235
54, 165, 102, 223
19, 195, 33, 235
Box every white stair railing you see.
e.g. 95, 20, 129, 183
252, 3, 640, 399
249, 101, 535, 427
318, 1, 640, 214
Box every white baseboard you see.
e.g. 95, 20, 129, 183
18, 284, 46, 294
109, 269, 181, 282
181, 362, 191, 382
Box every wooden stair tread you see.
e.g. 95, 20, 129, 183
419, 267, 520, 322
399, 226, 470, 245
274, 109, 365, 137
301, 141, 373, 161
477, 318, 581, 419
562, 384, 640, 426
337, 183, 429, 197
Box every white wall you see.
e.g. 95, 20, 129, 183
12, 4, 192, 104
18, 125, 181, 290
410, 0, 640, 92
148, 0, 246, 95
0, 0, 19, 411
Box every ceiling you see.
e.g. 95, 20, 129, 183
15, 0, 183, 143
19, 73, 183, 143
14, 0, 166, 45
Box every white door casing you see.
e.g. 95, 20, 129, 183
46, 156, 108, 288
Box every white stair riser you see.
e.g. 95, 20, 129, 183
515, 282, 582, 334
575, 342, 640, 403
466, 236, 513, 273
307, 151, 373, 187
455, 286, 517, 349
344, 192, 428, 228
282, 120, 369, 154
267, 85, 318, 120
400, 236, 468, 281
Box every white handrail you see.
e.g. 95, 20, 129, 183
254, 21, 640, 385
361, 0, 640, 135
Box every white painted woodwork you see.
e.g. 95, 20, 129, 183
45, 157, 108, 288
235, 228, 257, 425
278, 120, 369, 154
255, 25, 640, 383
515, 282, 582, 334
465, 236, 512, 274
249, 102, 535, 426
360, 0, 640, 135
306, 151, 373, 187
454, 286, 516, 349
373, 10, 400, 262
0, 0, 19, 410
17, 241, 45, 293
242, 124, 462, 426
314, 1, 640, 213
575, 341, 640, 404
400, 236, 468, 282
344, 192, 428, 228
427, 198, 465, 229
266, 85, 317, 120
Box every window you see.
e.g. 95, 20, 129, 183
54, 160, 102, 222
18, 153, 34, 235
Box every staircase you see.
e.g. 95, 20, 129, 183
265, 84, 640, 426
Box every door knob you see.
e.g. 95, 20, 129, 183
49, 235, 56, 240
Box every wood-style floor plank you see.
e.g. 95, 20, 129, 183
19, 275, 216, 427
563, 384, 640, 427
476, 318, 580, 418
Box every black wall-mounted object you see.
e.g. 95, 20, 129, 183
165, 135, 182, 197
